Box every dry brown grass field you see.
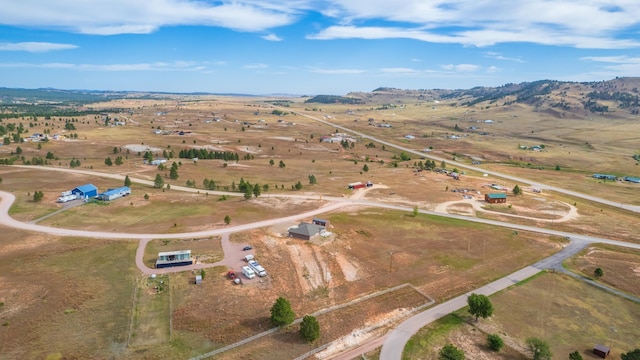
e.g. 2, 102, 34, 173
1, 92, 639, 359
403, 271, 640, 360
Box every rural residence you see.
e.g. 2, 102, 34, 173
485, 193, 507, 204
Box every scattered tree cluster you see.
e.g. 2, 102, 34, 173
32, 190, 44, 202
178, 148, 240, 161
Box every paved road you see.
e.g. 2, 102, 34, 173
379, 235, 640, 360
294, 111, 640, 213
3, 165, 640, 360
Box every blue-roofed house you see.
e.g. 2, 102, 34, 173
97, 186, 131, 201
624, 176, 640, 184
72, 184, 98, 199
592, 174, 618, 181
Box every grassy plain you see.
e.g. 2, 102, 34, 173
404, 271, 640, 360
1, 92, 639, 358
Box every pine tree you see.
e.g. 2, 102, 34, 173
124, 175, 131, 187
154, 174, 164, 188
270, 297, 295, 326
299, 315, 320, 342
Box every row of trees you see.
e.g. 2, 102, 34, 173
178, 148, 241, 161
270, 297, 320, 343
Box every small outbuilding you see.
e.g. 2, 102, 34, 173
195, 275, 202, 285
312, 218, 329, 227
485, 193, 507, 204
72, 183, 98, 199
593, 344, 610, 358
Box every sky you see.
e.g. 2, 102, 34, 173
1, 0, 640, 95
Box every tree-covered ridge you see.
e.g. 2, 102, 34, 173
304, 95, 363, 104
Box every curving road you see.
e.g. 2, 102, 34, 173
293, 111, 640, 213
2, 162, 640, 360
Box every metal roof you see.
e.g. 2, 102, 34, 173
101, 186, 130, 196
486, 193, 507, 199
158, 250, 191, 257
74, 183, 97, 193
289, 222, 324, 237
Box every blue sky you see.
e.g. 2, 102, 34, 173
1, 0, 640, 95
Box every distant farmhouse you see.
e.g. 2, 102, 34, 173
624, 176, 640, 183
593, 173, 618, 181
288, 218, 329, 240
485, 193, 507, 204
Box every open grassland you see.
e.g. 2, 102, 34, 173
0, 230, 138, 359
404, 272, 640, 360
488, 272, 640, 360
285, 100, 640, 205
564, 243, 640, 297
163, 208, 559, 358
1, 94, 639, 358
403, 314, 527, 360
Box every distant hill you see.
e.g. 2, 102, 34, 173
307, 77, 640, 118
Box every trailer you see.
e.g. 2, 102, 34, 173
155, 250, 193, 269
61, 190, 73, 197
348, 182, 366, 190
57, 194, 78, 203
242, 266, 255, 279
248, 260, 267, 277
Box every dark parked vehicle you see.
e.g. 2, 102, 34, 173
242, 246, 252, 251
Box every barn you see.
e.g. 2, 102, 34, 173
71, 184, 98, 199
485, 193, 507, 203
288, 222, 325, 240
97, 186, 131, 201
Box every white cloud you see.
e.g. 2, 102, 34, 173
581, 55, 640, 64
441, 64, 480, 72
306, 1, 640, 49
484, 51, 524, 63
0, 0, 298, 34
0, 42, 78, 52
0, 61, 207, 71
379, 67, 419, 73
485, 65, 500, 73
244, 63, 269, 69
262, 34, 282, 41
580, 55, 640, 74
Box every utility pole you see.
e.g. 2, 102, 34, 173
389, 252, 394, 273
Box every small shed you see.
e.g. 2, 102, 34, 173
72, 183, 98, 199
485, 193, 507, 204
593, 344, 610, 358
312, 218, 329, 227
195, 275, 202, 285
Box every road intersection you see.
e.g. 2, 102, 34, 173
2, 145, 639, 360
